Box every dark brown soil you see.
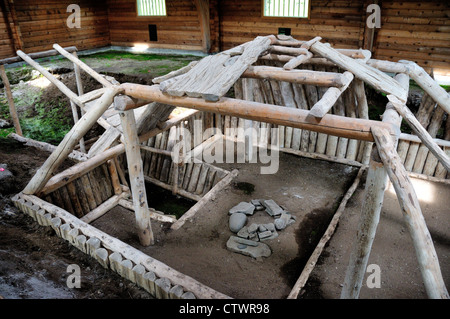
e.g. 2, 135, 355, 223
0, 139, 153, 299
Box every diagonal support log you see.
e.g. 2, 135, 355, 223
371, 126, 449, 299
22, 86, 123, 195
309, 41, 408, 102
399, 60, 450, 115
388, 95, 450, 172
309, 71, 354, 119
16, 49, 84, 108
53, 44, 113, 88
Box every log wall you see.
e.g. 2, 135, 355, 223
0, 0, 448, 75
0, 1, 17, 58
107, 0, 204, 51
42, 162, 116, 218
374, 1, 450, 75
218, 0, 367, 51
141, 111, 230, 199
0, 0, 110, 59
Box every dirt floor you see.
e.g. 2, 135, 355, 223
0, 138, 154, 299
2, 138, 448, 299
305, 175, 450, 299
91, 153, 359, 299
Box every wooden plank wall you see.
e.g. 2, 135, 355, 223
0, 1, 16, 58
107, 0, 204, 51
374, 1, 450, 75
0, 0, 110, 59
141, 112, 228, 198
1, 0, 448, 75
218, 0, 367, 51
225, 61, 368, 164
43, 163, 116, 219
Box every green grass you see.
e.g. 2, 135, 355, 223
0, 127, 14, 139
83, 50, 196, 62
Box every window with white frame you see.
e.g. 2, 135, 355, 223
263, 0, 310, 18
137, 0, 167, 16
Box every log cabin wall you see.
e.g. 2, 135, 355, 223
0, 1, 18, 58
0, 0, 110, 59
107, 0, 205, 51
373, 1, 450, 76
218, 0, 367, 51
0, 0, 448, 76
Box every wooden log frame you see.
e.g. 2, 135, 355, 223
171, 169, 239, 231
308, 71, 354, 119
159, 36, 273, 101
399, 60, 450, 115
117, 199, 177, 224
80, 191, 129, 224
72, 51, 86, 153
52, 44, 113, 88
120, 109, 154, 247
38, 109, 200, 198
117, 83, 397, 143
270, 36, 369, 60
371, 126, 449, 299
16, 50, 84, 108
341, 74, 407, 299
241, 65, 349, 87
12, 193, 230, 299
23, 86, 123, 195
283, 51, 313, 71
308, 41, 408, 102
387, 95, 450, 173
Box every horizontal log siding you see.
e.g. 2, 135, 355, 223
107, 0, 204, 51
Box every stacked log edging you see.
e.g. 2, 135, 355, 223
11, 192, 230, 299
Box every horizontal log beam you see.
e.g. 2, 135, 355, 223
0, 46, 77, 65
241, 65, 347, 87
117, 83, 397, 142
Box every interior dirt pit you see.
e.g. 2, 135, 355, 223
89, 152, 359, 299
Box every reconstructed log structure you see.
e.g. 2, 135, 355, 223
4, 34, 450, 299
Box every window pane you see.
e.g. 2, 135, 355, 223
263, 0, 309, 18
137, 0, 166, 16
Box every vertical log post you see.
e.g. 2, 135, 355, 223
120, 108, 154, 246
371, 126, 449, 299
0, 64, 22, 136
340, 146, 388, 299
72, 51, 86, 153
341, 74, 407, 299
194, 0, 211, 53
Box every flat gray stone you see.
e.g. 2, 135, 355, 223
275, 212, 293, 230
264, 223, 275, 232
229, 212, 247, 233
262, 199, 284, 216
247, 223, 259, 234
226, 236, 271, 258
237, 226, 249, 239
259, 230, 278, 241
251, 199, 261, 206
229, 202, 255, 215
258, 230, 273, 240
